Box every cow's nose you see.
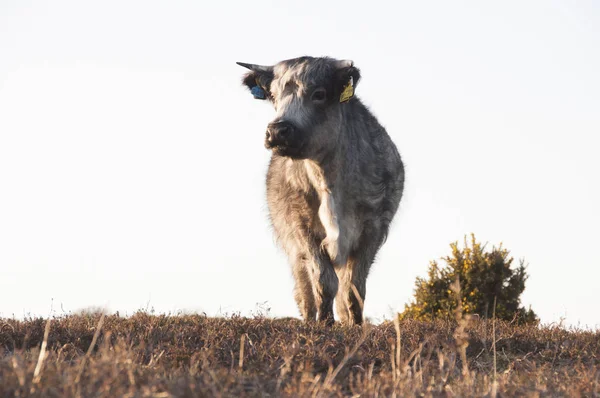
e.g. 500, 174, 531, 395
266, 121, 294, 146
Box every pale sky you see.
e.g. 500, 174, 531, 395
1, 1, 599, 327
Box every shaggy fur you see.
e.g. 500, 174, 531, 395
238, 56, 404, 325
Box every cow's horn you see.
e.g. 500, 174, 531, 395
334, 60, 354, 69
236, 62, 273, 73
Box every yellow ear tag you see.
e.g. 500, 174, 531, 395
339, 76, 354, 103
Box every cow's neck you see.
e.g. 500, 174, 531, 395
303, 152, 342, 192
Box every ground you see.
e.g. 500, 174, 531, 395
1, 313, 598, 397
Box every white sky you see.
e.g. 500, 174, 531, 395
1, 1, 599, 327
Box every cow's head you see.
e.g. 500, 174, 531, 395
237, 56, 361, 159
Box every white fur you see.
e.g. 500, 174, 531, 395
319, 191, 341, 264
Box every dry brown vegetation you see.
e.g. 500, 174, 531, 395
1, 312, 599, 397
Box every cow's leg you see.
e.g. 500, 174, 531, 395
309, 251, 338, 325
292, 257, 317, 321
335, 260, 367, 325
347, 258, 368, 325
334, 267, 351, 324
338, 229, 385, 325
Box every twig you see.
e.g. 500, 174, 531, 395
322, 325, 371, 389
350, 284, 364, 314
32, 318, 51, 385
492, 296, 497, 398
393, 315, 402, 380
450, 275, 470, 381
75, 313, 105, 386
238, 334, 246, 371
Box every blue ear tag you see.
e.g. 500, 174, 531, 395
251, 86, 266, 99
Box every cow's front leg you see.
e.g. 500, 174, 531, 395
292, 257, 317, 321
310, 251, 338, 325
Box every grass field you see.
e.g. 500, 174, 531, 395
1, 312, 599, 397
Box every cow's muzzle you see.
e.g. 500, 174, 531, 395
265, 121, 299, 151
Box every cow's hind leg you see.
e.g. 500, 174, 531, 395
334, 268, 351, 324
309, 251, 338, 325
292, 257, 317, 321
338, 229, 386, 325
336, 261, 367, 325
347, 262, 367, 325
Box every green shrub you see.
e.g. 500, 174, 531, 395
400, 234, 538, 324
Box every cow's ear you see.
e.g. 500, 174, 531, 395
334, 63, 361, 102
241, 70, 273, 101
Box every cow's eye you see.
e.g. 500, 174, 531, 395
311, 88, 327, 103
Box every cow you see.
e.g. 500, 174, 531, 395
237, 56, 404, 325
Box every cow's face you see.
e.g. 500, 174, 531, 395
238, 57, 361, 159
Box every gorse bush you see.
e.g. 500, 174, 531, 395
400, 234, 538, 324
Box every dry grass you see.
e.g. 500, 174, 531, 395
1, 312, 599, 397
